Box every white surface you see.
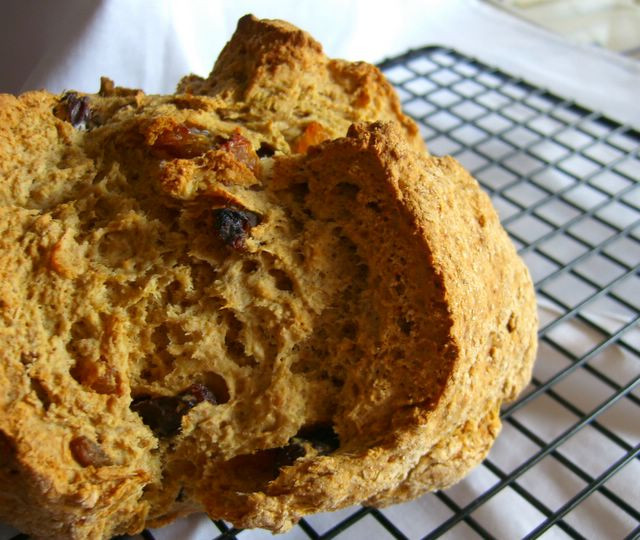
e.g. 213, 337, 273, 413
1, 0, 639, 128
488, 0, 640, 54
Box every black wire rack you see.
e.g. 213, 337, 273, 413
3, 46, 639, 540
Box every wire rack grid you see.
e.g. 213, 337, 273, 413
3, 46, 639, 540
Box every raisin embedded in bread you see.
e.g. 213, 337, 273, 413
0, 15, 537, 540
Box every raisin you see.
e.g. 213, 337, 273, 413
274, 442, 306, 469
256, 142, 276, 158
296, 424, 340, 455
131, 383, 216, 437
212, 207, 260, 250
151, 124, 211, 159
69, 436, 111, 467
60, 92, 91, 129
273, 425, 340, 471
220, 131, 260, 173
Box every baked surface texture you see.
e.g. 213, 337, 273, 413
176, 15, 424, 154
0, 15, 537, 540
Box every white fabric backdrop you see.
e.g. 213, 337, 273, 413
1, 0, 639, 128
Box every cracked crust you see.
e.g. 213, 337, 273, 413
177, 15, 424, 154
0, 15, 536, 540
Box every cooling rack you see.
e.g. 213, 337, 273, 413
2, 46, 639, 540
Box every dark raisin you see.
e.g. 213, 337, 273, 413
256, 142, 276, 158
131, 383, 217, 437
130, 395, 184, 437
274, 442, 306, 469
273, 425, 340, 470
69, 436, 112, 467
212, 208, 260, 250
296, 424, 340, 455
61, 92, 91, 129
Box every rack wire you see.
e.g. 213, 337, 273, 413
3, 46, 639, 540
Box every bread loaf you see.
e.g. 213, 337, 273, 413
0, 15, 537, 539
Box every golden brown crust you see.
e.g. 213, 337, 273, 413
177, 15, 423, 154
0, 16, 536, 540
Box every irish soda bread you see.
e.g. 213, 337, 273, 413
0, 15, 537, 540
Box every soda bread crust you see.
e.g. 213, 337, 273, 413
0, 15, 537, 539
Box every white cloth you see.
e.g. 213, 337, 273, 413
1, 0, 639, 128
